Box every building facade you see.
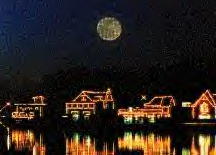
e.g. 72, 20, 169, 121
11, 96, 46, 120
65, 88, 114, 120
190, 90, 216, 119
118, 96, 176, 123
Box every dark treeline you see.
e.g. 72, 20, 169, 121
1, 57, 216, 119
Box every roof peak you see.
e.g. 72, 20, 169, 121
82, 88, 111, 94
205, 89, 211, 93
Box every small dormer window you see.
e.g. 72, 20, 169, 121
32, 96, 45, 104
81, 97, 86, 102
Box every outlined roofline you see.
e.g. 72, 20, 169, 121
191, 90, 216, 107
70, 88, 113, 103
144, 96, 175, 107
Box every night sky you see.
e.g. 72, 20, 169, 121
0, 0, 216, 87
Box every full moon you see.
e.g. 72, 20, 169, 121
97, 17, 122, 41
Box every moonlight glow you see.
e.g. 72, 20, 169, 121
97, 17, 122, 41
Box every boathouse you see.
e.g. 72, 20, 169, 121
65, 88, 114, 120
11, 96, 47, 120
191, 90, 216, 119
118, 96, 176, 123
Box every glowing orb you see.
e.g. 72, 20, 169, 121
97, 17, 122, 41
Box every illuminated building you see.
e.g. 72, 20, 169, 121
65, 88, 114, 120
190, 90, 216, 119
11, 96, 46, 120
118, 96, 176, 123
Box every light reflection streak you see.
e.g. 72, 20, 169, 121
10, 129, 46, 155
183, 134, 216, 155
65, 133, 114, 155
118, 132, 173, 154
1, 125, 216, 155
7, 127, 10, 150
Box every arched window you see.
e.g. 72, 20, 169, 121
198, 102, 211, 119
199, 102, 209, 115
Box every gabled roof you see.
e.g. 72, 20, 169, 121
73, 92, 93, 102
191, 90, 216, 107
71, 88, 114, 103
144, 96, 175, 107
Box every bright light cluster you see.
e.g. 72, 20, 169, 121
97, 17, 122, 41
65, 88, 114, 120
118, 96, 176, 123
11, 96, 46, 120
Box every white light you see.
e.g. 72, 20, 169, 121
182, 102, 191, 107
128, 107, 133, 112
199, 115, 211, 119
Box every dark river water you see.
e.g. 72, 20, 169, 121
1, 126, 216, 154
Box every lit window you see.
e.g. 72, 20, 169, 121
72, 104, 77, 108
81, 97, 86, 102
78, 104, 82, 108
199, 102, 211, 119
199, 102, 209, 114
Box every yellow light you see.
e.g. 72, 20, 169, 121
66, 88, 115, 117
191, 90, 215, 119
118, 96, 175, 121
11, 95, 46, 120
182, 102, 191, 107
66, 134, 114, 154
200, 102, 209, 114
199, 135, 211, 155
97, 17, 122, 41
118, 132, 172, 154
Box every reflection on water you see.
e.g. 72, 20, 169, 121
9, 129, 46, 155
12, 130, 34, 150
183, 134, 216, 155
2, 127, 216, 154
118, 132, 174, 154
65, 133, 114, 155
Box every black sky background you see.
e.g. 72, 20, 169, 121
0, 0, 216, 106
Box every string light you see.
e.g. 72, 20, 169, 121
118, 96, 176, 121
66, 88, 114, 119
191, 90, 215, 119
11, 96, 46, 120
141, 95, 147, 101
